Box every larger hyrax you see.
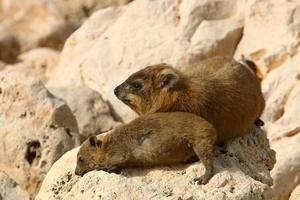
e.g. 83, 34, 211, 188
75, 112, 217, 184
114, 56, 265, 142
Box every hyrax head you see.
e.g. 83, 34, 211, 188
114, 63, 182, 115
75, 135, 109, 176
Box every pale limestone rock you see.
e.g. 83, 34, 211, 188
53, 0, 133, 25
49, 86, 122, 143
36, 127, 275, 200
290, 184, 300, 200
0, 0, 75, 60
0, 171, 30, 200
4, 48, 60, 83
260, 46, 300, 200
270, 134, 300, 200
261, 54, 300, 131
0, 70, 79, 198
47, 0, 246, 121
234, 0, 300, 77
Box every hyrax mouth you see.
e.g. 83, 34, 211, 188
97, 165, 122, 174
121, 98, 131, 104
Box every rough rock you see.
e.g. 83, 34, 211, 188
234, 0, 300, 77
0, 171, 30, 200
261, 54, 300, 132
4, 48, 60, 83
270, 134, 300, 200
36, 126, 276, 200
0, 70, 79, 198
0, 0, 75, 62
290, 184, 300, 200
49, 86, 122, 143
259, 52, 300, 200
47, 0, 246, 121
53, 0, 133, 26
237, 3, 300, 198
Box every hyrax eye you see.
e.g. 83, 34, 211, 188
131, 82, 143, 90
78, 156, 85, 163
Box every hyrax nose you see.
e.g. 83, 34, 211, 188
114, 86, 120, 96
74, 168, 83, 176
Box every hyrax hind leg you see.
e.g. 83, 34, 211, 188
191, 126, 217, 185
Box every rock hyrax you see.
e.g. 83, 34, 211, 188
114, 56, 265, 142
75, 112, 217, 184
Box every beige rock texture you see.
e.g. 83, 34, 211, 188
0, 70, 79, 198
0, 171, 30, 200
234, 0, 300, 77
290, 184, 300, 200
0, 0, 300, 199
53, 0, 133, 25
229, 1, 300, 199
47, 0, 246, 121
0, 0, 74, 63
49, 86, 122, 143
36, 127, 276, 200
4, 48, 60, 83
260, 54, 300, 200
0, 0, 134, 64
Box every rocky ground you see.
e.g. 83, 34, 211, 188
0, 0, 300, 199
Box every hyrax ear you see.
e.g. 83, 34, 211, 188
89, 135, 102, 148
159, 68, 179, 90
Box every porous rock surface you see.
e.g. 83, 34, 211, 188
0, 0, 74, 62
52, 0, 133, 25
290, 184, 300, 200
4, 48, 60, 83
0, 0, 133, 63
36, 127, 276, 200
0, 70, 79, 198
260, 46, 300, 200
234, 0, 300, 77
0, 171, 30, 200
49, 86, 122, 142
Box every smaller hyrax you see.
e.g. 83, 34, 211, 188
75, 112, 217, 184
114, 56, 265, 142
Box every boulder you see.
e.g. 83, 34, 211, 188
4, 48, 60, 83
0, 171, 30, 200
290, 184, 300, 200
36, 126, 276, 200
49, 86, 122, 142
234, 0, 300, 77
260, 41, 300, 200
0, 0, 75, 62
52, 0, 133, 26
0, 70, 79, 198
270, 134, 300, 200
47, 0, 246, 121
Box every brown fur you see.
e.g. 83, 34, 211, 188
75, 112, 217, 184
114, 56, 265, 142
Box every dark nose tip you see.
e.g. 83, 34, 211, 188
75, 170, 81, 176
114, 86, 120, 96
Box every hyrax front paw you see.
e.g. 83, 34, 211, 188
106, 166, 122, 174
192, 172, 212, 185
